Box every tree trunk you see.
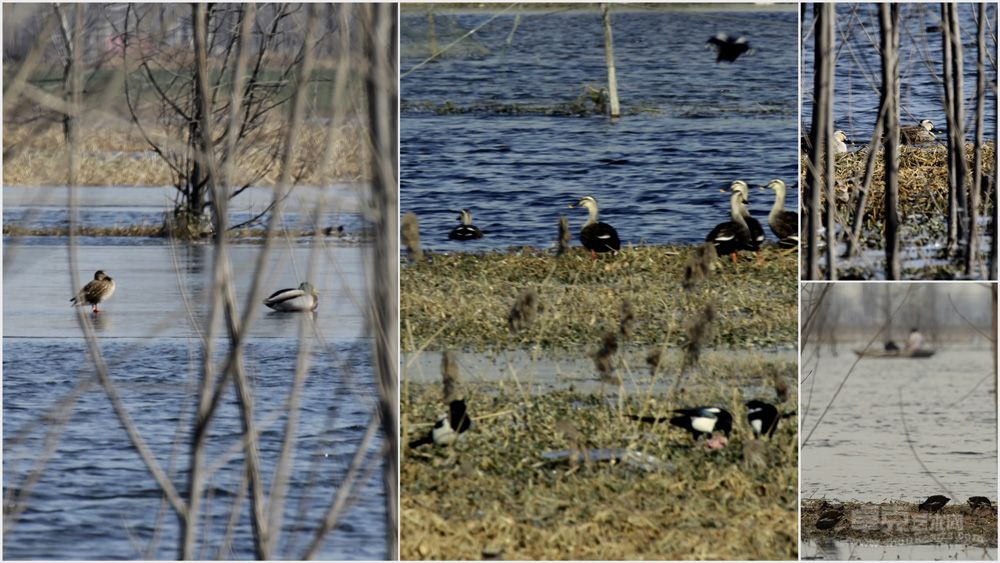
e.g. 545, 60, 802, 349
806, 4, 833, 280
881, 4, 901, 280
965, 3, 985, 277
364, 4, 399, 559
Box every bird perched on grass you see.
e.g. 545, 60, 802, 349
706, 33, 751, 62
967, 497, 993, 511
263, 282, 318, 312
900, 119, 936, 144
815, 504, 845, 530
448, 208, 483, 240
762, 179, 798, 249
746, 400, 780, 438
918, 495, 950, 512
669, 407, 733, 440
409, 399, 472, 448
71, 270, 116, 313
570, 196, 620, 257
706, 183, 756, 262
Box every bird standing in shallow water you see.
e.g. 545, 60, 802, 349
263, 282, 319, 312
448, 209, 483, 240
706, 33, 750, 62
918, 495, 950, 512
409, 399, 472, 448
71, 270, 116, 313
570, 196, 621, 257
762, 179, 798, 249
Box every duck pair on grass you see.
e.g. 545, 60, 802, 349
71, 271, 319, 314
707, 179, 797, 261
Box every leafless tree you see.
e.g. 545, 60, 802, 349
805, 4, 835, 280
880, 4, 901, 280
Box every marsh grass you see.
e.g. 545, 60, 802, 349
402, 377, 798, 560
802, 142, 996, 231
2, 119, 366, 187
401, 245, 797, 352
801, 499, 997, 547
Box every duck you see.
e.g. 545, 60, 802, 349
706, 33, 750, 62
746, 400, 780, 438
918, 495, 950, 512
706, 182, 757, 261
762, 179, 798, 249
669, 407, 733, 440
968, 497, 993, 511
570, 196, 621, 256
900, 119, 936, 144
263, 282, 318, 312
800, 130, 849, 154
408, 399, 472, 448
730, 180, 766, 251
70, 270, 116, 313
448, 209, 483, 240
815, 504, 845, 530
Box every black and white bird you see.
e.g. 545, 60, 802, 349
918, 495, 950, 512
746, 400, 780, 438
900, 119, 936, 144
409, 399, 472, 448
669, 407, 733, 440
71, 270, 116, 313
706, 33, 751, 62
448, 209, 484, 240
263, 282, 319, 312
968, 497, 993, 511
706, 182, 757, 261
762, 179, 798, 249
570, 196, 621, 257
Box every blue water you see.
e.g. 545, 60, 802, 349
401, 7, 799, 251
3, 196, 388, 558
801, 4, 998, 142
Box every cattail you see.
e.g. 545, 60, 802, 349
441, 351, 459, 403
682, 305, 715, 371
508, 288, 539, 333
619, 299, 635, 339
683, 243, 717, 290
772, 372, 790, 404
645, 347, 663, 376
401, 212, 423, 262
557, 216, 571, 256
592, 331, 618, 380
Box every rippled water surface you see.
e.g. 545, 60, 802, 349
3, 189, 387, 559
801, 346, 996, 502
402, 6, 799, 252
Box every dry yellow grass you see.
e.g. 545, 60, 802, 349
3, 118, 367, 187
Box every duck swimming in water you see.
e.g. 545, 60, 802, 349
570, 196, 621, 257
71, 270, 116, 313
900, 119, 936, 144
263, 282, 319, 312
762, 179, 798, 249
448, 208, 483, 240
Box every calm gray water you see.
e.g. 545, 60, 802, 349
401, 7, 799, 251
3, 193, 388, 559
801, 346, 997, 502
801, 4, 998, 142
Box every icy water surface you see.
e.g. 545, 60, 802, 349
3, 220, 387, 557
803, 539, 996, 561
401, 6, 799, 252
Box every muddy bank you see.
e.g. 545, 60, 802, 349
802, 499, 997, 548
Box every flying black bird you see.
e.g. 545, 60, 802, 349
706, 33, 751, 63
918, 495, 950, 512
746, 400, 780, 438
409, 399, 472, 448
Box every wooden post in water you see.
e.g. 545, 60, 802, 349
601, 4, 620, 118
427, 8, 437, 57
880, 4, 901, 280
